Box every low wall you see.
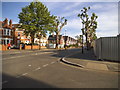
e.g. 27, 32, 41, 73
0, 45, 7, 51
41, 46, 46, 49
24, 45, 32, 50
24, 45, 46, 50
32, 45, 39, 49
0, 44, 46, 51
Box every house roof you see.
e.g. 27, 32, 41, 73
0, 18, 13, 29
12, 24, 24, 31
0, 21, 3, 28
63, 36, 77, 41
48, 35, 63, 40
12, 24, 19, 28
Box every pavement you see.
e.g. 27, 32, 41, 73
60, 49, 120, 72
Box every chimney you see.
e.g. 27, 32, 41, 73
9, 19, 12, 28
4, 18, 8, 25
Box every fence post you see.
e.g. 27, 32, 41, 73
100, 38, 102, 60
118, 35, 120, 61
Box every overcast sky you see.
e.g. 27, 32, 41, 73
1, 1, 119, 38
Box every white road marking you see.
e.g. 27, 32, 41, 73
28, 65, 31, 67
3, 52, 54, 60
35, 67, 41, 70
37, 67, 41, 70
22, 73, 28, 76
43, 64, 48, 67
51, 62, 55, 64
2, 81, 8, 84
33, 67, 41, 71
16, 75, 21, 78
3, 55, 25, 60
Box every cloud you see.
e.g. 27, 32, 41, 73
66, 19, 81, 30
96, 30, 118, 37
97, 13, 118, 30
96, 8, 118, 37
43, 2, 62, 11
2, 0, 120, 2
90, 2, 118, 12
118, 2, 120, 34
60, 18, 82, 38
62, 3, 118, 38
59, 10, 80, 17
64, 2, 82, 11
91, 4, 103, 10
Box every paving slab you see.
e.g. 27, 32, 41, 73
85, 62, 109, 71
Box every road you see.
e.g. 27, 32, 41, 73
2, 49, 119, 88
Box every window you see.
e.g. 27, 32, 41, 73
3, 40, 6, 45
7, 29, 9, 36
4, 29, 6, 35
22, 33, 24, 36
9, 30, 11, 36
18, 32, 20, 36
50, 41, 52, 44
7, 40, 9, 44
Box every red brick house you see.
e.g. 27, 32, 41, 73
63, 36, 77, 46
48, 35, 65, 48
0, 18, 14, 50
12, 24, 31, 48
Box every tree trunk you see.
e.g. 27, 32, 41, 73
56, 32, 59, 49
39, 37, 41, 50
85, 33, 89, 50
64, 36, 67, 50
31, 36, 34, 50
82, 35, 84, 53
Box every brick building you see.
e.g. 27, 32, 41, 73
48, 35, 65, 48
48, 35, 77, 48
12, 24, 31, 48
0, 18, 14, 50
34, 36, 48, 47
63, 36, 77, 46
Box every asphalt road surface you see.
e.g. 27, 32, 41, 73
2, 49, 119, 88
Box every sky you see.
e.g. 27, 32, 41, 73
1, 1, 119, 38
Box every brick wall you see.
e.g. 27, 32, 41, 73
24, 45, 32, 50
32, 45, 39, 49
24, 45, 46, 50
0, 45, 7, 51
